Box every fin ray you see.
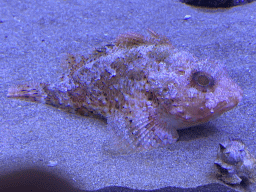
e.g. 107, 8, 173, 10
7, 82, 48, 103
105, 110, 178, 154
147, 28, 174, 47
115, 32, 148, 48
60, 53, 87, 77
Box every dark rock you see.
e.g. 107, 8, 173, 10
180, 0, 255, 8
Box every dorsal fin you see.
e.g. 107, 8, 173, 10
60, 53, 87, 76
147, 28, 173, 47
115, 29, 174, 49
115, 32, 149, 48
87, 43, 115, 61
147, 28, 161, 39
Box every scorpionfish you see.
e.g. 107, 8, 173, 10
8, 29, 243, 152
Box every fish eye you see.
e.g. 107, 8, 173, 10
191, 71, 214, 92
195, 73, 210, 86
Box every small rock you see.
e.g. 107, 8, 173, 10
184, 15, 191, 20
214, 139, 256, 185
47, 160, 58, 167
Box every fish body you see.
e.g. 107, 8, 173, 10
8, 29, 243, 152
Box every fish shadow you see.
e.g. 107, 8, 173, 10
177, 122, 218, 142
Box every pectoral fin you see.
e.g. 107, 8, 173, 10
105, 109, 178, 154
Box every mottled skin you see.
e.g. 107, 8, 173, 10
8, 29, 243, 152
215, 139, 256, 185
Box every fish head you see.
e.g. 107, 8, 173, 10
158, 53, 243, 129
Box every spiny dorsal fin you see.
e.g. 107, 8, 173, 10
147, 28, 161, 39
115, 32, 148, 48
60, 53, 88, 76
87, 43, 115, 61
147, 28, 173, 47
115, 29, 173, 49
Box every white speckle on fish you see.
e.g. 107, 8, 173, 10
7, 29, 243, 153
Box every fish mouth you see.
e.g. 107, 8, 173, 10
204, 100, 239, 123
200, 100, 240, 123
208, 100, 238, 120
175, 98, 240, 128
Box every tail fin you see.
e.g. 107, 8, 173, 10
7, 82, 74, 113
7, 82, 48, 103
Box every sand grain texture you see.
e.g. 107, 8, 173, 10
1, 0, 256, 191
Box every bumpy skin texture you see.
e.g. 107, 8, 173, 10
215, 139, 256, 185
8, 30, 243, 152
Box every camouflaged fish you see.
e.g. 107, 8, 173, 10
7, 29, 243, 152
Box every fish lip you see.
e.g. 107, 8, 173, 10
175, 98, 240, 125
200, 99, 240, 122
220, 100, 239, 112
